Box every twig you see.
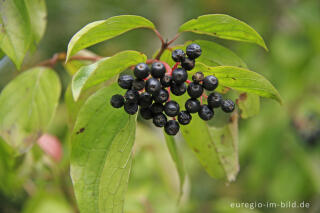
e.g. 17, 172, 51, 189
37, 52, 102, 68
153, 29, 165, 45
167, 33, 181, 46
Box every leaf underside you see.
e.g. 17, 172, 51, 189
0, 67, 61, 153
71, 84, 136, 213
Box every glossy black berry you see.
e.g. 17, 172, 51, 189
124, 102, 138, 115
187, 82, 203, 98
160, 74, 172, 87
132, 79, 145, 91
198, 105, 214, 121
192, 72, 204, 83
118, 75, 134, 89
185, 98, 201, 113
221, 99, 235, 113
151, 62, 166, 78
172, 49, 186, 62
165, 120, 180, 135
140, 107, 153, 120
171, 82, 187, 96
138, 92, 153, 108
151, 103, 164, 114
134, 63, 150, 79
172, 68, 188, 84
145, 78, 161, 95
203, 75, 218, 91
181, 58, 195, 71
154, 89, 169, 103
110, 94, 124, 108
124, 90, 139, 103
178, 111, 192, 125
207, 92, 222, 109
164, 101, 180, 117
153, 113, 167, 127
186, 43, 202, 59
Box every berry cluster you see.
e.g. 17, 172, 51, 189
110, 43, 235, 135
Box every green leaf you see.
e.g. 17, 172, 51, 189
192, 63, 282, 104
72, 50, 147, 101
0, 0, 47, 68
0, 67, 61, 153
66, 15, 155, 61
236, 93, 260, 119
180, 115, 223, 179
64, 50, 99, 76
22, 191, 73, 213
179, 107, 239, 181
0, 0, 32, 68
0, 50, 4, 59
207, 113, 239, 181
179, 14, 268, 50
163, 134, 185, 199
191, 40, 247, 68
157, 40, 247, 68
25, 0, 47, 44
71, 84, 136, 213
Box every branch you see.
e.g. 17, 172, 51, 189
167, 33, 181, 46
37, 52, 102, 68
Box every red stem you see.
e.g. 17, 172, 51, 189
172, 62, 180, 71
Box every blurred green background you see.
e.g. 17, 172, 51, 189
1, 0, 320, 212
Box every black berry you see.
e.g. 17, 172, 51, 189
221, 99, 235, 113
178, 111, 192, 125
164, 101, 180, 117
153, 113, 167, 127
171, 82, 187, 96
124, 102, 138, 115
146, 78, 161, 95
172, 68, 188, 84
160, 74, 172, 87
187, 82, 203, 98
118, 75, 134, 89
154, 89, 169, 103
151, 62, 166, 78
132, 79, 145, 91
186, 43, 202, 59
140, 107, 153, 120
181, 58, 195, 71
124, 90, 139, 103
138, 92, 153, 108
192, 72, 204, 83
110, 94, 124, 108
134, 63, 150, 79
203, 75, 218, 91
185, 98, 201, 113
172, 49, 186, 62
207, 92, 222, 108
198, 105, 214, 121
164, 120, 180, 135
151, 103, 164, 114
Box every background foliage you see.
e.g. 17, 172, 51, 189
0, 0, 320, 213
